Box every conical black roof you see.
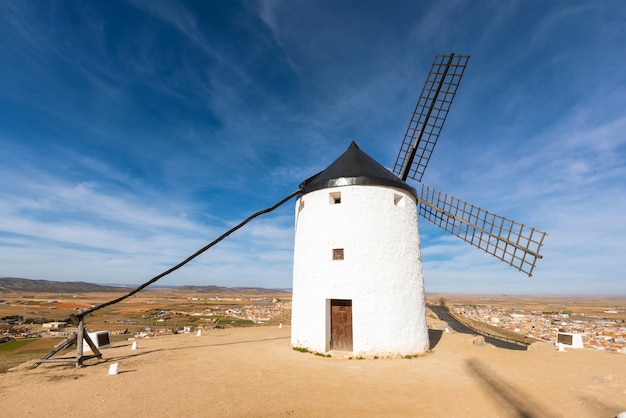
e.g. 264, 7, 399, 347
299, 141, 417, 197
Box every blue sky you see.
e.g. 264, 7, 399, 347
1, 1, 625, 295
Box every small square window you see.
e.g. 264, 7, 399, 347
332, 248, 344, 260
329, 192, 341, 204
393, 194, 407, 208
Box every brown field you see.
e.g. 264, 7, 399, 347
5, 290, 624, 327
428, 293, 626, 320
1, 288, 291, 324
0, 337, 66, 372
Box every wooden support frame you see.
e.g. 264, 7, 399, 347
31, 315, 102, 369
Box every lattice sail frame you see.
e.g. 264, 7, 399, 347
418, 184, 547, 276
393, 54, 470, 182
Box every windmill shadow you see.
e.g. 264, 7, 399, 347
577, 394, 623, 417
466, 358, 557, 418
428, 329, 443, 349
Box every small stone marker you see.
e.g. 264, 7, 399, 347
196, 329, 202, 337
108, 363, 119, 375
557, 343, 565, 352
131, 341, 138, 350
279, 323, 283, 329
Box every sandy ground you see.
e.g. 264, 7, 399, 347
1, 319, 625, 418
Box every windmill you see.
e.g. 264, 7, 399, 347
290, 53, 546, 357
34, 53, 546, 367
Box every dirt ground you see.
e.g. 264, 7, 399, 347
1, 318, 625, 418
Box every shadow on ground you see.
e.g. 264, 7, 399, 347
428, 329, 443, 350
467, 358, 557, 418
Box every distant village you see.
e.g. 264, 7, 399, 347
0, 296, 291, 342
150, 296, 290, 327
3, 295, 625, 354
452, 304, 626, 353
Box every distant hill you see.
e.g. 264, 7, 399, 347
0, 277, 129, 293
176, 285, 290, 294
0, 278, 290, 294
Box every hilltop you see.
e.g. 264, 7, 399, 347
2, 322, 625, 417
177, 285, 290, 294
0, 278, 289, 295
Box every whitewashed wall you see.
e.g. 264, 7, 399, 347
291, 184, 429, 357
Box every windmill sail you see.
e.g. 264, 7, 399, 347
418, 184, 546, 276
393, 54, 470, 182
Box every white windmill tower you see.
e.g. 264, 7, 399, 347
290, 54, 546, 357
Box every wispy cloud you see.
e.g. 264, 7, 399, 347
0, 153, 295, 286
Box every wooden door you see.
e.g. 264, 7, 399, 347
331, 299, 353, 351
